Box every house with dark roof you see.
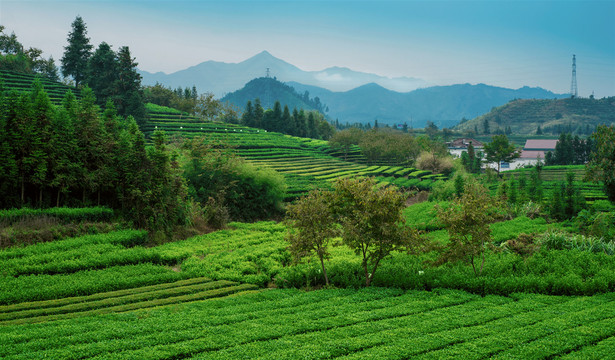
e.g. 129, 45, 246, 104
447, 138, 484, 158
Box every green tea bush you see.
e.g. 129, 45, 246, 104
0, 207, 114, 225
539, 230, 615, 255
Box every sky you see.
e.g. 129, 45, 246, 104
1, 0, 614, 97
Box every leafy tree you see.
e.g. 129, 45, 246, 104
425, 121, 438, 138
586, 125, 615, 202
285, 190, 340, 286
483, 134, 520, 175
416, 151, 454, 176
61, 16, 93, 86
182, 137, 286, 222
435, 181, 499, 277
331, 177, 418, 286
329, 128, 362, 160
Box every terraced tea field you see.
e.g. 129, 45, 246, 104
1, 213, 614, 359
143, 105, 446, 199
0, 70, 80, 105
1, 286, 613, 359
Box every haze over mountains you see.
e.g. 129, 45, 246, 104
139, 51, 567, 128
139, 50, 428, 96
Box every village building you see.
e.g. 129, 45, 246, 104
485, 138, 558, 171
447, 138, 484, 158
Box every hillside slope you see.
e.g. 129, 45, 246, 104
455, 97, 615, 135
0, 70, 80, 105
221, 77, 324, 112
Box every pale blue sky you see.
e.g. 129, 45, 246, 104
1, 0, 614, 97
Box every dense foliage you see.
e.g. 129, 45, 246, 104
545, 132, 594, 165
182, 137, 286, 224
0, 26, 59, 81
241, 99, 334, 140
0, 83, 188, 235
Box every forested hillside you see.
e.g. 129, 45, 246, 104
221, 77, 326, 114
456, 97, 615, 136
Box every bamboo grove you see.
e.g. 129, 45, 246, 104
0, 81, 188, 234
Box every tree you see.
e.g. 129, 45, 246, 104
285, 190, 339, 286
241, 100, 255, 127
425, 121, 439, 138
483, 134, 520, 175
483, 118, 490, 134
115, 46, 146, 124
416, 151, 453, 175
331, 177, 418, 286
329, 128, 362, 160
85, 42, 117, 105
586, 125, 615, 202
435, 181, 499, 277
61, 16, 93, 86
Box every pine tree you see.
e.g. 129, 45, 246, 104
271, 101, 282, 132
253, 98, 264, 129
30, 80, 53, 205
115, 46, 146, 124
281, 105, 292, 134
307, 112, 316, 138
61, 16, 93, 86
86, 42, 117, 106
49, 92, 81, 206
0, 86, 18, 207
241, 100, 254, 127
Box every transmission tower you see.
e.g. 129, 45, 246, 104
570, 54, 578, 98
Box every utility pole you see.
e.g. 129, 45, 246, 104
570, 54, 578, 98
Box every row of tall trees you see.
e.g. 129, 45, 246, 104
545, 132, 595, 166
61, 16, 146, 125
0, 26, 59, 80
241, 99, 334, 140
0, 82, 187, 233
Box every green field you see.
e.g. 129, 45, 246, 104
143, 104, 445, 199
1, 211, 614, 359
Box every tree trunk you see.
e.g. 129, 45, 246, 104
56, 189, 61, 208
39, 188, 43, 208
319, 256, 330, 286
21, 178, 25, 205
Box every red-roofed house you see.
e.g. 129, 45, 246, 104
485, 138, 557, 171
518, 139, 558, 166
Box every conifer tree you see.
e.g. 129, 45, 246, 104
281, 105, 292, 134
253, 98, 264, 129
241, 100, 254, 127
61, 16, 93, 86
86, 42, 117, 105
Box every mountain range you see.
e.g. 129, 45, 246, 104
140, 51, 567, 128
139, 50, 427, 97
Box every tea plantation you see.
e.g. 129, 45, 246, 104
1, 208, 614, 358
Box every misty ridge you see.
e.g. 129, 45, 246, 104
139, 51, 567, 128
